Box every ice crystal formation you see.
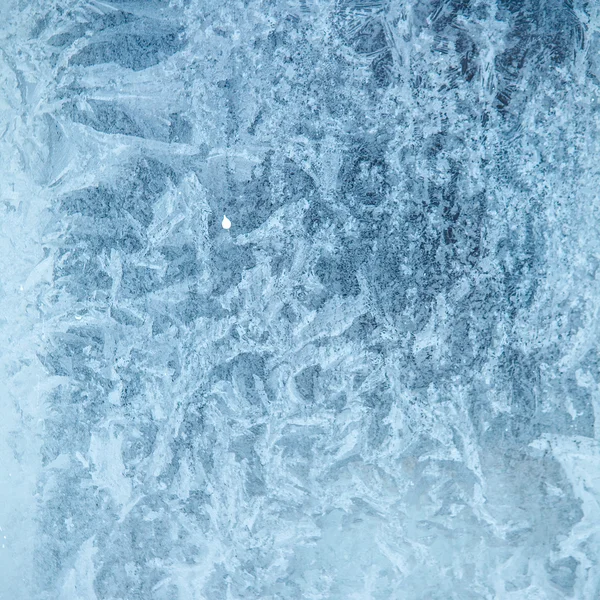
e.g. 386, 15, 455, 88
1, 0, 600, 598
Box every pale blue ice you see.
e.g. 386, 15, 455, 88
1, 0, 600, 598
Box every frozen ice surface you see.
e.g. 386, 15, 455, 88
1, 0, 600, 598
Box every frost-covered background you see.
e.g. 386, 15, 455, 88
1, 0, 600, 598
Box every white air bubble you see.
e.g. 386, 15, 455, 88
222, 215, 231, 230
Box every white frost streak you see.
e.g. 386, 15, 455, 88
89, 428, 131, 510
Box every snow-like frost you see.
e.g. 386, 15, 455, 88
1, 0, 600, 598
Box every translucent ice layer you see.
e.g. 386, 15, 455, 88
1, 0, 600, 598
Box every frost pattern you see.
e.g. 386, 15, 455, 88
2, 0, 600, 598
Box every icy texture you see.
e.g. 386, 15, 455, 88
2, 0, 600, 598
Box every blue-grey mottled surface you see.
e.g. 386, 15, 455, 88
1, 0, 600, 598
